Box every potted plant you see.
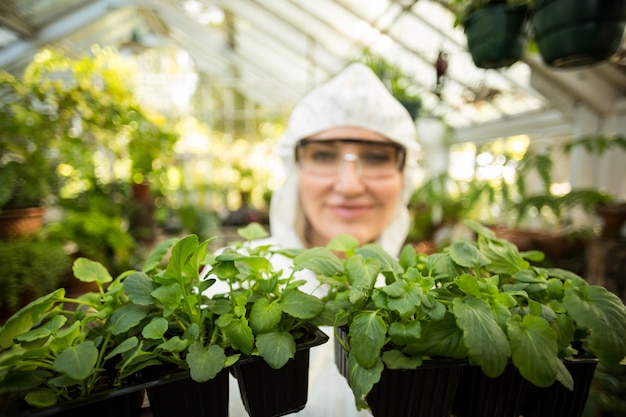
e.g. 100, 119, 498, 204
314, 220, 626, 416
0, 224, 330, 417
0, 70, 65, 237
450, 0, 531, 69
530, 0, 626, 68
0, 238, 72, 322
206, 223, 329, 417
0, 263, 148, 417
0, 234, 233, 417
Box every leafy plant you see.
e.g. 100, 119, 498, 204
0, 261, 137, 411
0, 223, 330, 414
207, 223, 327, 369
313, 220, 626, 410
448, 0, 534, 25
0, 234, 227, 413
0, 70, 65, 209
0, 238, 71, 312
356, 49, 422, 119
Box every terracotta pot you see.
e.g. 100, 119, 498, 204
595, 204, 626, 238
0, 206, 46, 238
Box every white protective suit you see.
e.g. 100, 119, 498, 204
223, 62, 420, 416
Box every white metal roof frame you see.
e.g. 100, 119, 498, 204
0, 0, 624, 142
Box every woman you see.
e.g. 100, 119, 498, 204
270, 62, 420, 255
223, 62, 420, 416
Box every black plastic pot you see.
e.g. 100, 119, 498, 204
521, 358, 598, 417
145, 368, 229, 417
531, 0, 626, 67
8, 383, 145, 417
463, 4, 529, 69
334, 327, 464, 417
231, 326, 329, 417
368, 361, 464, 417
452, 364, 530, 417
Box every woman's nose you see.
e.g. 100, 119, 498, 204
334, 155, 366, 193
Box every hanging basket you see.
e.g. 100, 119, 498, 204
463, 4, 529, 69
531, 0, 626, 68
0, 206, 46, 238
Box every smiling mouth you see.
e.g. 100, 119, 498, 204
329, 205, 372, 219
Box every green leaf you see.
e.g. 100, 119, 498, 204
0, 288, 65, 349
222, 318, 254, 355
507, 315, 562, 388
398, 244, 418, 270
563, 285, 626, 365
142, 237, 178, 273
0, 370, 51, 394
350, 312, 387, 368
159, 336, 189, 353
382, 349, 423, 369
104, 337, 139, 361
250, 298, 282, 333
348, 353, 384, 410
53, 341, 98, 380
452, 297, 510, 377
346, 255, 380, 305
326, 234, 360, 254
293, 247, 344, 276
449, 241, 490, 269
151, 283, 184, 311
237, 222, 269, 241
72, 257, 113, 284
123, 271, 155, 305
412, 314, 467, 358
355, 244, 403, 282
464, 219, 496, 239
389, 321, 421, 345
142, 317, 169, 339
24, 388, 58, 408
50, 321, 81, 352
479, 238, 530, 275
186, 343, 226, 382
280, 289, 325, 320
15, 315, 66, 343
163, 235, 199, 280
387, 282, 421, 318
107, 304, 148, 335
256, 331, 296, 369
236, 256, 272, 273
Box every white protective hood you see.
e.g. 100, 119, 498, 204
269, 62, 421, 255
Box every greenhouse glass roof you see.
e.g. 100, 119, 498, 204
1, 0, 625, 142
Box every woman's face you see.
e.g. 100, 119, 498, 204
297, 127, 404, 248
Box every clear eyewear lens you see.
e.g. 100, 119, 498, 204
297, 140, 404, 178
